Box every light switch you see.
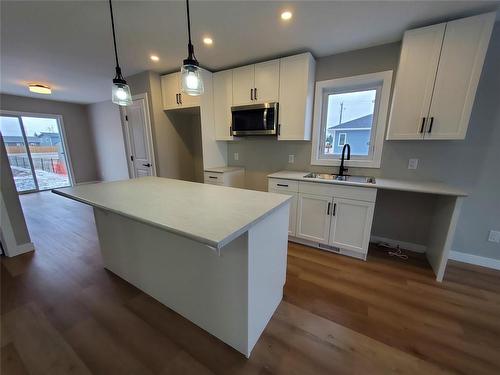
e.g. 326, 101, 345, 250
234, 152, 239, 161
408, 158, 419, 170
288, 155, 295, 164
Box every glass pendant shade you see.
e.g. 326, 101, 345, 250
112, 80, 132, 106
181, 63, 204, 96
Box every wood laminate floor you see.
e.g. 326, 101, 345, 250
1, 191, 500, 374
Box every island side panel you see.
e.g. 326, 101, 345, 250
93, 208, 250, 355
247, 203, 290, 355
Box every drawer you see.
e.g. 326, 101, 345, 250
268, 178, 299, 192
204, 172, 223, 185
298, 181, 377, 202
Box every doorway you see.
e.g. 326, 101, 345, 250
0, 112, 74, 193
122, 93, 156, 178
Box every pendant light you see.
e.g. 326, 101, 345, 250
181, 0, 204, 96
108, 0, 132, 106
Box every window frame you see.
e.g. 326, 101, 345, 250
311, 71, 393, 168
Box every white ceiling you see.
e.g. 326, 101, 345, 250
1, 0, 499, 104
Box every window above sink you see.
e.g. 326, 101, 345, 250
311, 71, 393, 168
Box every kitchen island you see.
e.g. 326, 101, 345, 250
53, 177, 291, 357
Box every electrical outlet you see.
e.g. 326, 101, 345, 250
488, 230, 500, 243
233, 152, 239, 161
288, 154, 295, 164
408, 158, 419, 170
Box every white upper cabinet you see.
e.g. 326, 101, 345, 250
161, 72, 200, 110
254, 60, 280, 103
232, 65, 255, 105
427, 13, 496, 139
213, 70, 234, 140
387, 12, 495, 140
278, 53, 316, 141
232, 60, 280, 105
386, 24, 445, 140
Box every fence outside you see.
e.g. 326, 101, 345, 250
8, 155, 67, 175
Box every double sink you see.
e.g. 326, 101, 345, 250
304, 173, 376, 184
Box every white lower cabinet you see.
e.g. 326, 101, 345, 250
268, 177, 376, 259
329, 198, 375, 254
270, 189, 297, 236
296, 193, 332, 243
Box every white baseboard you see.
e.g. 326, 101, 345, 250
448, 251, 500, 271
370, 235, 427, 253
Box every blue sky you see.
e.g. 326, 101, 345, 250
0, 116, 59, 137
327, 89, 376, 127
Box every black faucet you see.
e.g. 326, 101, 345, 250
338, 143, 351, 177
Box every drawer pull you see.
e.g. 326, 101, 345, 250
208, 176, 218, 179
277, 183, 289, 187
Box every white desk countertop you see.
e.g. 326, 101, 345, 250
53, 177, 290, 249
268, 171, 467, 197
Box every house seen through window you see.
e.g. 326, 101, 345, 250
324, 89, 377, 157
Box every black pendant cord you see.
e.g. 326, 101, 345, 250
184, 0, 197, 63
109, 0, 124, 79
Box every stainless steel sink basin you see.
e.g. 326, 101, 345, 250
304, 173, 376, 184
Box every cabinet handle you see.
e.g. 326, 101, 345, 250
179, 93, 182, 105
327, 202, 331, 215
420, 117, 426, 133
332, 203, 337, 216
254, 87, 258, 100
278, 124, 281, 136
208, 176, 218, 179
176, 93, 179, 104
277, 183, 288, 187
229, 125, 233, 136
250, 88, 254, 101
428, 117, 434, 133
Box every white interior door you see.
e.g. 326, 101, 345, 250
123, 94, 156, 178
329, 198, 374, 254
296, 193, 332, 244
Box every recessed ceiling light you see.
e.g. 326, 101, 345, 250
28, 84, 51, 94
150, 55, 160, 62
203, 37, 213, 45
281, 11, 292, 21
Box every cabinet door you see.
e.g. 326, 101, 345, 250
296, 193, 332, 244
232, 65, 255, 105
178, 91, 200, 108
254, 59, 280, 103
329, 198, 374, 254
161, 73, 180, 110
270, 189, 298, 236
213, 70, 234, 140
426, 12, 495, 140
386, 23, 445, 140
278, 53, 315, 140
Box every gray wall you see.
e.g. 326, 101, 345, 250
228, 23, 500, 260
0, 94, 98, 183
87, 100, 129, 181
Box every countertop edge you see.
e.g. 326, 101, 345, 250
52, 188, 291, 250
267, 172, 468, 197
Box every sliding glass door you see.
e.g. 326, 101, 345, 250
0, 113, 72, 193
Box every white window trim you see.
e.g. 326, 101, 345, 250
311, 70, 393, 168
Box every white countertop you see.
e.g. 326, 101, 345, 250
268, 171, 467, 197
204, 166, 244, 173
53, 177, 290, 249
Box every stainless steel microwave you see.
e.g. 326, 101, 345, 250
231, 102, 278, 136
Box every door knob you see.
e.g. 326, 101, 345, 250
142, 163, 151, 167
